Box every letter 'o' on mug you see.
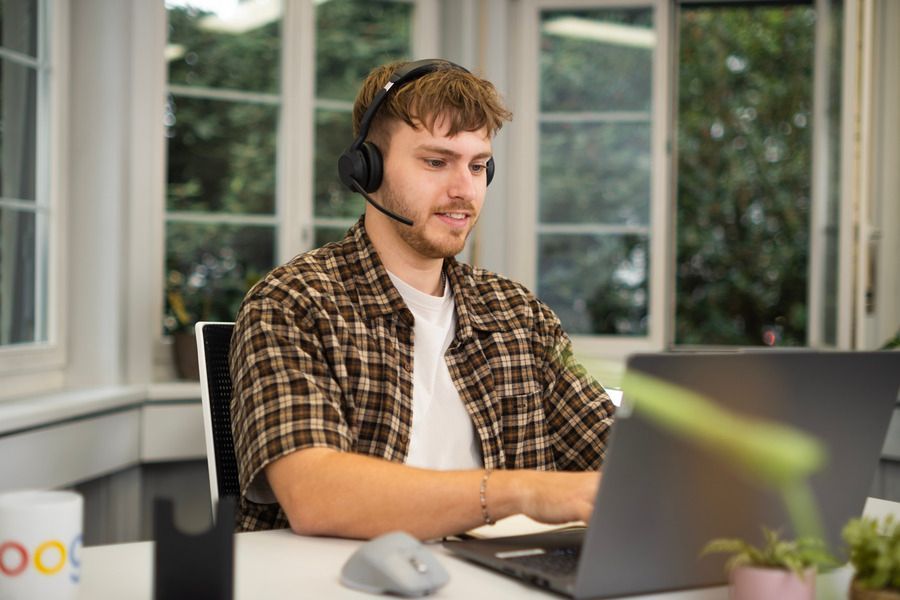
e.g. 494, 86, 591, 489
0, 490, 83, 600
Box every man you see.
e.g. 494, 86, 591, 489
229, 59, 615, 540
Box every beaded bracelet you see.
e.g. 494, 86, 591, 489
480, 468, 496, 525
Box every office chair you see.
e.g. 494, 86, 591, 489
196, 322, 240, 516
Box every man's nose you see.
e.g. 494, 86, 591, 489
448, 165, 478, 199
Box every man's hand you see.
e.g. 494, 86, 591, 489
496, 470, 600, 525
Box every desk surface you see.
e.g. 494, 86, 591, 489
80, 498, 900, 600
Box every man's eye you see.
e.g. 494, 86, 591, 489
471, 163, 486, 174
425, 159, 445, 168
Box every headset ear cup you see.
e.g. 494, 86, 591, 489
486, 157, 495, 186
338, 149, 366, 191
360, 142, 384, 192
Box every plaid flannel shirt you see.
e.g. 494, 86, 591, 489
229, 218, 615, 532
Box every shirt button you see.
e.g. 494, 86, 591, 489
400, 433, 410, 444
403, 362, 412, 373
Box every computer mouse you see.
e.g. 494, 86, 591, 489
340, 531, 450, 597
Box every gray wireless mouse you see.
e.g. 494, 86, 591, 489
340, 531, 450, 597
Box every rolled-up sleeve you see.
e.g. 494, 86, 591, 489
229, 294, 354, 505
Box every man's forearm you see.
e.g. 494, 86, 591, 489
267, 449, 519, 540
266, 448, 599, 540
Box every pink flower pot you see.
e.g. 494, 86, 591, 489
729, 566, 815, 600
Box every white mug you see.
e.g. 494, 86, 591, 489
0, 490, 83, 600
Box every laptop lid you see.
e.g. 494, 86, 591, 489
445, 351, 899, 599
573, 351, 899, 598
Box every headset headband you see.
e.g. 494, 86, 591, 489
349, 59, 470, 152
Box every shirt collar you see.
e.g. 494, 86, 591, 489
346, 217, 504, 337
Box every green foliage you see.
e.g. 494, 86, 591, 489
315, 0, 413, 102
540, 8, 654, 112
167, 6, 281, 92
165, 6, 279, 214
675, 5, 816, 346
843, 516, 900, 591
539, 233, 648, 336
702, 528, 835, 577
164, 223, 272, 334
881, 329, 900, 350
536, 5, 823, 342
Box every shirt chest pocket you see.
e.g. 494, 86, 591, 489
499, 388, 553, 469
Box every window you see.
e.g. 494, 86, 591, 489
675, 1, 836, 347
0, 0, 65, 388
162, 1, 432, 340
163, 0, 282, 337
514, 0, 844, 354
536, 6, 656, 338
0, 0, 44, 346
511, 0, 669, 356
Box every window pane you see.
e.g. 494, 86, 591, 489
536, 6, 655, 339
540, 9, 654, 112
540, 121, 650, 224
164, 222, 274, 333
676, 5, 815, 346
315, 0, 414, 102
0, 0, 38, 57
314, 225, 351, 248
166, 95, 277, 214
0, 207, 44, 344
0, 59, 37, 202
166, 1, 281, 93
314, 109, 363, 219
538, 233, 648, 336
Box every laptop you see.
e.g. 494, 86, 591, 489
443, 351, 900, 599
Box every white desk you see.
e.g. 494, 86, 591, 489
79, 498, 900, 600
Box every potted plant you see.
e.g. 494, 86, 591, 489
164, 247, 260, 380
843, 516, 900, 599
701, 527, 835, 600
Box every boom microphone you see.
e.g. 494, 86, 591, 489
349, 178, 414, 227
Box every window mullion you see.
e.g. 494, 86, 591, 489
279, 0, 315, 262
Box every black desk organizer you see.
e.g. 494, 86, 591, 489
153, 497, 235, 600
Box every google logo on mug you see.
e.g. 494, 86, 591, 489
0, 534, 82, 583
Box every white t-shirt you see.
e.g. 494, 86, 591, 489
387, 270, 483, 470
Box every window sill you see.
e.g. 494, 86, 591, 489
0, 385, 145, 437
146, 381, 201, 403
0, 382, 206, 492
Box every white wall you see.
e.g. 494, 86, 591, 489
66, 0, 130, 388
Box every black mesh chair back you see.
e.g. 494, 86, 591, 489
196, 322, 240, 514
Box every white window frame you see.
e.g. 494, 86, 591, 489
0, 0, 68, 398
509, 0, 671, 360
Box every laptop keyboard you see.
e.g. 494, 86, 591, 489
507, 546, 581, 576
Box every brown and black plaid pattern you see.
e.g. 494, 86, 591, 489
229, 218, 615, 532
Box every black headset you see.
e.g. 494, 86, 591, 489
337, 59, 495, 205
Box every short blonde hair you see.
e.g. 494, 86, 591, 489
352, 60, 513, 153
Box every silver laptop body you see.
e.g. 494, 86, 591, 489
443, 351, 900, 599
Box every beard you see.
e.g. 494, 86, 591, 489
378, 180, 477, 259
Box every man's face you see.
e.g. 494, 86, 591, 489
374, 116, 492, 259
